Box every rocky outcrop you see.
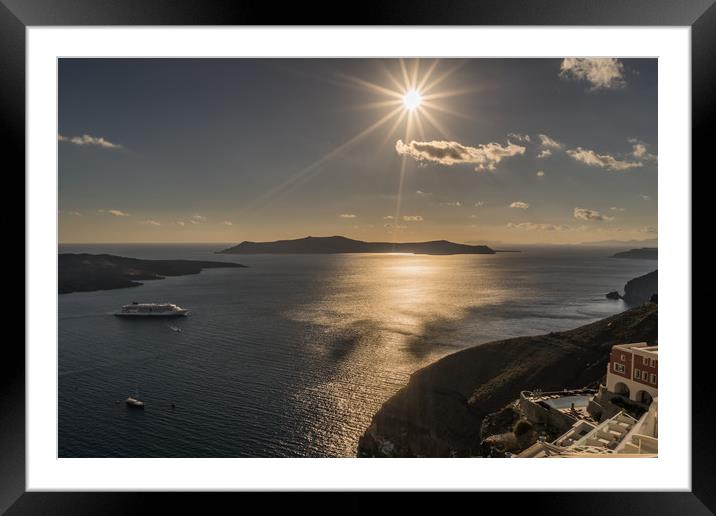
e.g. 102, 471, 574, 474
357, 304, 657, 457
58, 253, 246, 294
623, 270, 658, 305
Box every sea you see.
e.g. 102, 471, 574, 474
57, 243, 656, 457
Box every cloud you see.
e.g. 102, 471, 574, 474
383, 215, 394, 220
415, 190, 430, 197
439, 201, 462, 207
139, 220, 161, 226
566, 147, 643, 171
176, 221, 186, 226
395, 139, 525, 171
63, 211, 82, 216
384, 223, 407, 229
610, 207, 625, 212
640, 194, 651, 201
536, 170, 545, 177
58, 133, 122, 149
538, 134, 563, 150
222, 220, 233, 226
574, 207, 614, 221
559, 58, 626, 90
508, 132, 531, 143
507, 222, 570, 231
537, 149, 552, 159
475, 201, 484, 207
628, 139, 658, 161
190, 214, 206, 224
339, 213, 357, 219
109, 209, 130, 217
510, 201, 530, 209
639, 226, 657, 234
402, 215, 423, 222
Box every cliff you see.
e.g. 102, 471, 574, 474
357, 303, 657, 457
622, 270, 658, 305
59, 253, 246, 294
217, 235, 495, 255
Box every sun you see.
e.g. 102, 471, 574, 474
403, 89, 422, 111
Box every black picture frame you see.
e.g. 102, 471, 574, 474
4, 0, 706, 513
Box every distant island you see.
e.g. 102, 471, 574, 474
358, 303, 657, 457
611, 247, 658, 260
59, 253, 246, 294
217, 235, 496, 255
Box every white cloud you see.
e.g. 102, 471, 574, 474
176, 221, 186, 226
222, 221, 233, 226
58, 133, 122, 149
475, 201, 484, 207
574, 207, 614, 221
339, 213, 357, 219
566, 147, 643, 171
383, 215, 395, 220
507, 222, 570, 231
439, 201, 462, 207
510, 201, 530, 209
508, 132, 531, 143
610, 207, 626, 212
395, 139, 525, 171
559, 58, 626, 90
536, 170, 545, 177
139, 220, 161, 226
109, 209, 130, 217
384, 223, 407, 229
639, 226, 658, 234
640, 194, 651, 201
402, 215, 423, 222
537, 149, 552, 159
190, 214, 206, 224
538, 134, 563, 150
628, 139, 658, 161
64, 211, 82, 216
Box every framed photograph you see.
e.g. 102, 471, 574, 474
6, 0, 707, 512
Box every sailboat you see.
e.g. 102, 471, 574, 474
126, 385, 145, 408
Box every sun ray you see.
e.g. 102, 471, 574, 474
414, 110, 426, 140
240, 105, 404, 213
382, 109, 408, 146
421, 59, 467, 95
419, 107, 453, 140
417, 59, 440, 91
379, 61, 406, 93
411, 59, 420, 91
399, 59, 412, 91
421, 100, 475, 120
335, 72, 403, 99
422, 86, 481, 101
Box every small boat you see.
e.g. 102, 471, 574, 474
126, 396, 144, 408
126, 386, 144, 408
114, 302, 189, 318
168, 325, 182, 333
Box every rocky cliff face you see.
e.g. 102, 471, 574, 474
622, 270, 658, 305
357, 304, 657, 457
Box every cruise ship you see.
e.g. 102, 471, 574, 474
114, 302, 189, 317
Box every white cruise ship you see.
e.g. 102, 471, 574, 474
114, 302, 189, 317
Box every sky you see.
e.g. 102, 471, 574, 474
58, 58, 658, 245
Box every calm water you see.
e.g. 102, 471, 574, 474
58, 244, 655, 457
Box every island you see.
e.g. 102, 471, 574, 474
611, 247, 658, 260
217, 235, 495, 255
59, 253, 246, 294
357, 303, 657, 457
